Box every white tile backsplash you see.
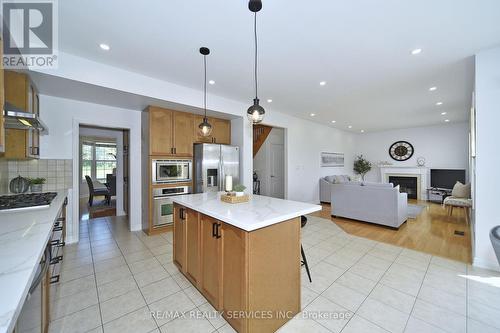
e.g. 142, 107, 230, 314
7, 159, 72, 193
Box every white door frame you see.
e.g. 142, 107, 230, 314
252, 124, 288, 199
71, 118, 140, 244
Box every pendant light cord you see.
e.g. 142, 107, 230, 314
204, 54, 207, 117
254, 12, 258, 99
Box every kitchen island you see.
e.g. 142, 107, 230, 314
171, 192, 321, 333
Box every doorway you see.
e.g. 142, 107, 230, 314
78, 125, 129, 222
253, 124, 285, 198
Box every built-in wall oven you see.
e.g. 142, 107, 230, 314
153, 185, 191, 227
152, 159, 192, 184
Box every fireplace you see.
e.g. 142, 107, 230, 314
389, 176, 418, 199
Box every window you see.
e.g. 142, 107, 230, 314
81, 140, 117, 183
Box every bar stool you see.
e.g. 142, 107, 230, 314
301, 216, 312, 283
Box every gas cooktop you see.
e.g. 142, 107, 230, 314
0, 192, 58, 211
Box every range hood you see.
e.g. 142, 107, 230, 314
3, 102, 48, 133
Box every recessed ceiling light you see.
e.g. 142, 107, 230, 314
319, 81, 327, 86
441, 112, 447, 115
348, 125, 352, 129
99, 43, 110, 51
429, 86, 437, 91
310, 113, 316, 117
360, 130, 365, 133
411, 48, 422, 55
267, 99, 273, 103
444, 119, 450, 122
208, 80, 215, 85
331, 120, 336, 123
436, 102, 443, 106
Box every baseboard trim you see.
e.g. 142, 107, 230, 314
473, 256, 500, 272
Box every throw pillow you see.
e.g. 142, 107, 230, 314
325, 176, 335, 183
451, 181, 471, 198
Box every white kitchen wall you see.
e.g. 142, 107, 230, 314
39, 95, 142, 243
78, 127, 125, 216
474, 46, 500, 271
355, 123, 469, 183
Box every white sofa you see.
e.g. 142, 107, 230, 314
320, 175, 352, 203
330, 183, 408, 228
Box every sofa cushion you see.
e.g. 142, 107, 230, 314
451, 181, 471, 198
324, 176, 336, 183
444, 196, 472, 207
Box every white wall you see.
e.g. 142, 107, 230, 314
355, 123, 469, 183
39, 95, 142, 243
474, 47, 500, 271
78, 127, 125, 216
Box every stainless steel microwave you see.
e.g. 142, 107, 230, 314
152, 159, 192, 183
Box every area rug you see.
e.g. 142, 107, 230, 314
89, 198, 116, 218
407, 204, 425, 219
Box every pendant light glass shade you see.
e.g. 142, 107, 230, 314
198, 47, 213, 137
248, 2, 265, 124
247, 98, 265, 123
198, 116, 213, 136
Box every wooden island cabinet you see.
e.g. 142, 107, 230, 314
171, 195, 321, 333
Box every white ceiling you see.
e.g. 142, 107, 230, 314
55, 0, 500, 132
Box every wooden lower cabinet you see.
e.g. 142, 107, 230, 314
200, 214, 222, 308
173, 203, 301, 333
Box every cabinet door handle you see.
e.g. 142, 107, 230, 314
215, 223, 221, 239
212, 222, 217, 238
179, 208, 185, 220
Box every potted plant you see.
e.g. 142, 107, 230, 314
233, 184, 246, 197
29, 177, 46, 192
353, 155, 372, 183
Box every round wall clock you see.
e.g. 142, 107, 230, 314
389, 141, 414, 161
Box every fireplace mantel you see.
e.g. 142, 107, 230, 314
380, 166, 429, 200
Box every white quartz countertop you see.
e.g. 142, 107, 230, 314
171, 192, 321, 231
0, 190, 68, 333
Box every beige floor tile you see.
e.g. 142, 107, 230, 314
48, 304, 101, 333
322, 282, 367, 312
128, 257, 163, 274
411, 299, 466, 333
467, 299, 500, 329
103, 306, 157, 333
421, 272, 466, 297
124, 250, 154, 263
417, 285, 466, 316
149, 291, 197, 326
342, 314, 389, 333
357, 298, 409, 333
300, 262, 345, 293
184, 286, 207, 306
100, 289, 146, 323
95, 264, 132, 285
394, 255, 429, 272
93, 256, 126, 273
430, 256, 467, 273
140, 277, 181, 304
134, 266, 170, 287
198, 302, 228, 329
304, 296, 352, 333
97, 275, 138, 302
369, 284, 416, 314
348, 261, 387, 282
404, 316, 446, 333
336, 272, 377, 295
51, 275, 96, 299
301, 286, 319, 309
59, 263, 94, 283
276, 315, 330, 333
466, 318, 500, 333
51, 288, 98, 319
159, 315, 215, 333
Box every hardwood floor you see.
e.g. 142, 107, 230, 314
310, 200, 472, 263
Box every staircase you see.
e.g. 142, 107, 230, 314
253, 124, 272, 157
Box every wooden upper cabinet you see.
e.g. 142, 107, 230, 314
173, 111, 194, 156
4, 70, 31, 111
149, 106, 174, 155
211, 118, 231, 144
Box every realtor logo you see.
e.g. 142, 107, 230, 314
1, 0, 58, 68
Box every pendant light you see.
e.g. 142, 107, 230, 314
198, 47, 213, 137
247, 0, 265, 124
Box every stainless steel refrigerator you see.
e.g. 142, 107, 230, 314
193, 143, 240, 193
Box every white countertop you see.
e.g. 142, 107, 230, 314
0, 190, 68, 333
171, 192, 321, 231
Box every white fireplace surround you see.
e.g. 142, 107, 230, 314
380, 166, 428, 200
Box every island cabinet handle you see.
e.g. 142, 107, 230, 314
212, 222, 217, 238
215, 223, 221, 239
179, 208, 186, 220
